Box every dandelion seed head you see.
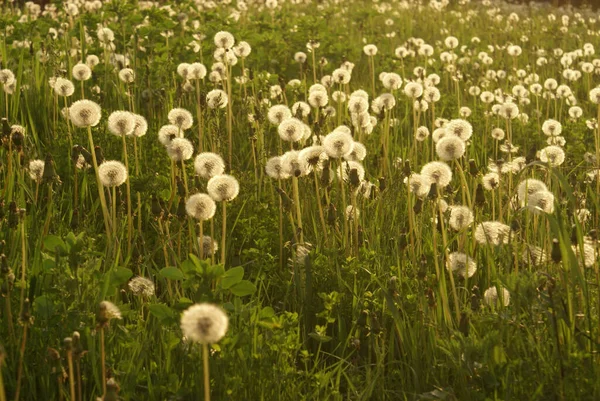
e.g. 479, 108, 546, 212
268, 105, 292, 125
128, 277, 155, 297
28, 159, 45, 182
207, 174, 240, 202
107, 110, 136, 137
167, 138, 194, 162
180, 303, 229, 344
420, 161, 452, 188
54, 77, 75, 97
446, 252, 477, 278
265, 156, 290, 180
484, 286, 510, 306
194, 152, 225, 179
449, 206, 474, 231
72, 63, 92, 81
98, 160, 128, 187
158, 124, 183, 146
436, 136, 466, 161
474, 221, 512, 246
168, 108, 194, 130
69, 99, 102, 127
186, 193, 217, 221
323, 129, 354, 158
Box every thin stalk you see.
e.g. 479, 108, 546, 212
220, 202, 227, 266
121, 135, 133, 254
87, 127, 112, 241
202, 343, 211, 401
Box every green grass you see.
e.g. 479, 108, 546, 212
1, 0, 600, 400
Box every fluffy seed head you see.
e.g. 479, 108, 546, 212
194, 152, 225, 179
54, 77, 75, 97
186, 193, 217, 221
474, 221, 512, 246
206, 89, 228, 109
436, 136, 466, 161
323, 129, 354, 158
446, 252, 477, 278
167, 138, 194, 161
107, 111, 135, 137
168, 108, 194, 130
128, 277, 155, 297
207, 174, 240, 202
98, 160, 128, 187
265, 156, 290, 180
268, 105, 292, 125
180, 303, 229, 344
420, 161, 452, 188
69, 100, 102, 127
483, 287, 510, 307
72, 63, 92, 81
158, 124, 183, 146
278, 118, 305, 142
449, 206, 474, 231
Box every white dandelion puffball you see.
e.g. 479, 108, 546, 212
206, 89, 228, 109
118, 68, 135, 83
207, 174, 240, 202
188, 63, 207, 80
363, 44, 378, 56
168, 108, 194, 130
446, 252, 477, 278
107, 111, 135, 137
54, 77, 75, 97
69, 100, 102, 127
268, 105, 292, 125
194, 152, 226, 179
131, 114, 148, 137
128, 276, 155, 297
526, 190, 555, 214
323, 129, 354, 158
72, 63, 92, 81
265, 156, 291, 180
98, 160, 128, 187
186, 193, 217, 221
435, 136, 466, 161
589, 87, 600, 104
421, 161, 453, 188
517, 179, 548, 205
278, 118, 305, 142
474, 222, 511, 246
483, 286, 510, 307
180, 303, 229, 344
449, 206, 474, 231
158, 124, 183, 146
28, 159, 45, 182
214, 31, 235, 49
167, 138, 194, 162
539, 146, 565, 167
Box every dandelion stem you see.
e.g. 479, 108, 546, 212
67, 349, 76, 401
220, 202, 227, 266
100, 326, 106, 396
87, 126, 112, 242
202, 343, 211, 401
121, 135, 133, 255
14, 324, 28, 401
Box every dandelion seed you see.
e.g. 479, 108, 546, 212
206, 89, 228, 109
198, 235, 218, 257
483, 286, 510, 306
54, 77, 75, 97
194, 152, 225, 179
421, 161, 452, 188
180, 303, 229, 344
98, 161, 128, 187
446, 252, 477, 278
207, 175, 240, 202
168, 108, 194, 130
323, 129, 354, 158
118, 68, 135, 84
278, 118, 306, 142
267, 105, 292, 125
526, 190, 554, 214
186, 193, 217, 221
436, 136, 466, 161
517, 179, 547, 205
128, 277, 155, 297
449, 206, 474, 231
474, 221, 512, 246
69, 100, 102, 127
167, 138, 194, 162
265, 156, 290, 180
96, 301, 122, 327
28, 159, 45, 182
158, 124, 183, 146
72, 63, 92, 81
107, 111, 135, 137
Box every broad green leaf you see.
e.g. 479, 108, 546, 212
229, 280, 257, 297
221, 266, 244, 289
160, 267, 185, 281
148, 303, 174, 322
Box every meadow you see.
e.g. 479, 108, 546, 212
1, 0, 600, 400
